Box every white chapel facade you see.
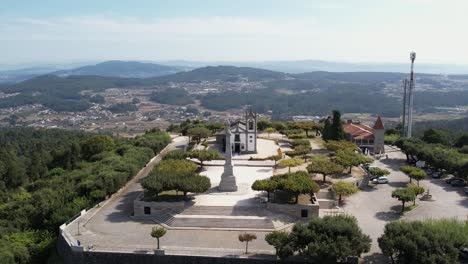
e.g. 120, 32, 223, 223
215, 109, 257, 154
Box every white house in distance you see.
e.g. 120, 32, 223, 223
215, 109, 257, 154
343, 116, 385, 154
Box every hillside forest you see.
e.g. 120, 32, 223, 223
0, 127, 171, 263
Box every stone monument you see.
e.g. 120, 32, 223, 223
218, 120, 238, 192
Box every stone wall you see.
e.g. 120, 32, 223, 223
57, 232, 285, 264
133, 193, 185, 217
266, 202, 319, 219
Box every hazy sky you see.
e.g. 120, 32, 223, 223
1, 0, 468, 64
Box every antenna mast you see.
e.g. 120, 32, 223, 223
401, 79, 408, 138
407, 52, 416, 138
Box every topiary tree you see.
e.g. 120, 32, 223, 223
335, 149, 373, 174
407, 184, 425, 205
279, 158, 304, 173
307, 155, 344, 183
409, 169, 426, 186
151, 226, 167, 250
400, 166, 426, 185
368, 167, 390, 176
187, 126, 211, 144
252, 179, 277, 202
324, 140, 359, 152
141, 159, 211, 200
392, 188, 416, 213
282, 171, 320, 204
238, 233, 257, 254
332, 181, 358, 203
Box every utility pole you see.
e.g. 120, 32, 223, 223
401, 79, 408, 138
407, 52, 416, 138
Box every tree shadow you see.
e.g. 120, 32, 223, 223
387, 181, 408, 188
375, 211, 401, 221
359, 185, 379, 192
105, 190, 143, 223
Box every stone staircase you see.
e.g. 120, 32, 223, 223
157, 205, 285, 229
316, 190, 337, 209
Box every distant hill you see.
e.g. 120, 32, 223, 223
0, 67, 62, 84
151, 65, 289, 83
160, 60, 468, 74
53, 61, 185, 78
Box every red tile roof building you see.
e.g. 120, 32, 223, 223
343, 116, 385, 154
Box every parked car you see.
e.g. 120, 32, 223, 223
372, 176, 389, 184
451, 179, 467, 187
464, 187, 468, 196
362, 163, 372, 170
425, 168, 433, 175
431, 172, 441, 179
445, 176, 456, 184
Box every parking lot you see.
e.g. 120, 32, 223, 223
343, 145, 468, 259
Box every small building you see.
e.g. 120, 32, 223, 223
343, 116, 385, 154
215, 109, 257, 154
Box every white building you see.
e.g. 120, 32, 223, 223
215, 110, 257, 154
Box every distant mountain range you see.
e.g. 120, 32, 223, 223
0, 61, 188, 83
1, 59, 468, 84
158, 60, 468, 75
52, 61, 187, 78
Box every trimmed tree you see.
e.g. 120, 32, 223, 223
391, 188, 416, 213
332, 181, 358, 203
307, 155, 344, 183
141, 159, 210, 200
407, 184, 425, 205
282, 171, 320, 204
324, 140, 359, 152
151, 226, 167, 250
187, 126, 211, 144
252, 179, 277, 202
400, 166, 426, 185
335, 149, 373, 174
238, 233, 257, 254
279, 158, 304, 173
368, 167, 390, 177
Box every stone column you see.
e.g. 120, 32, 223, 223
219, 121, 238, 192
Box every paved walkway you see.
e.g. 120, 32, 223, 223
62, 136, 279, 255
343, 145, 468, 262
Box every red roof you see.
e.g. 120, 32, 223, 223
373, 116, 385, 130
343, 123, 374, 140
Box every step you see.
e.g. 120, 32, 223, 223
178, 206, 267, 216
169, 217, 275, 229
